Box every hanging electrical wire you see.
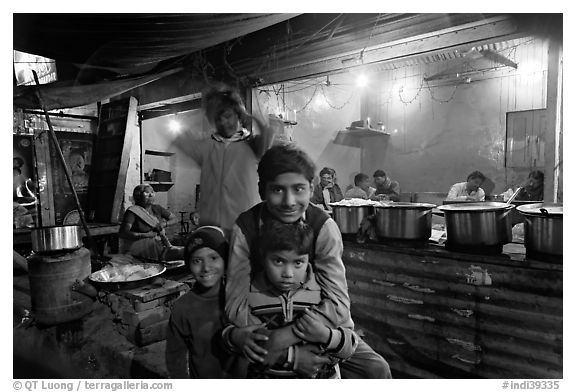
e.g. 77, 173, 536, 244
320, 84, 355, 110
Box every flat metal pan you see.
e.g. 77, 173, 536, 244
88, 262, 166, 292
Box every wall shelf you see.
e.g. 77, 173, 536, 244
145, 181, 174, 192
145, 149, 174, 157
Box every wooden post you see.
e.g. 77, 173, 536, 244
543, 39, 562, 202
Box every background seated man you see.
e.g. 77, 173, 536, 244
345, 173, 376, 200
516, 170, 544, 201
370, 170, 400, 202
446, 171, 486, 202
310, 167, 343, 212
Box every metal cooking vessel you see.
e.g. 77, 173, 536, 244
437, 202, 514, 247
88, 263, 167, 292
374, 202, 436, 240
31, 225, 82, 253
330, 205, 373, 234
516, 203, 562, 256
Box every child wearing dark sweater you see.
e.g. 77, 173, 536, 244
165, 226, 245, 378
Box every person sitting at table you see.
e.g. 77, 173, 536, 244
118, 184, 183, 261
345, 173, 376, 200
515, 170, 544, 201
310, 167, 343, 212
370, 170, 400, 202
446, 171, 486, 202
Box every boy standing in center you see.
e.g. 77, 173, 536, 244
225, 142, 391, 378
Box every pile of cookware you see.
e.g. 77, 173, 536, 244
332, 197, 562, 262
329, 199, 436, 241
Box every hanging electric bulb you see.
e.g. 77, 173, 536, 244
356, 74, 368, 88
169, 117, 181, 133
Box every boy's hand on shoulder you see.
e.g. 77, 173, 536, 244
230, 323, 269, 363
293, 308, 331, 344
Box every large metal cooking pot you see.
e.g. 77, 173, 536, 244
31, 225, 82, 253
330, 205, 373, 234
374, 202, 436, 240
330, 200, 379, 234
437, 202, 514, 247
516, 203, 562, 257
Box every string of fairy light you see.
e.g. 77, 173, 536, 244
256, 36, 537, 118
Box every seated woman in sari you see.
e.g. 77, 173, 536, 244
119, 184, 183, 261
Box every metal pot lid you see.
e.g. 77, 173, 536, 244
437, 202, 513, 212
329, 199, 379, 207
516, 202, 563, 216
374, 202, 436, 209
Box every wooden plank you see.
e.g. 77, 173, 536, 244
544, 39, 562, 202
136, 93, 202, 111
121, 305, 172, 330
34, 129, 55, 226
116, 280, 188, 303
133, 319, 169, 347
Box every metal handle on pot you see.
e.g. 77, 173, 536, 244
539, 208, 549, 216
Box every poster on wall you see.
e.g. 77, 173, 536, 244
13, 134, 38, 228
49, 132, 95, 225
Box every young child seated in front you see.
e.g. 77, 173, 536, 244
165, 226, 244, 378
239, 219, 357, 378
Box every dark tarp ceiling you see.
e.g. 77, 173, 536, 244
13, 13, 299, 109
13, 13, 299, 74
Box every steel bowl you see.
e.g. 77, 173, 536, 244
31, 225, 82, 253
437, 202, 514, 247
516, 203, 562, 256
374, 202, 436, 240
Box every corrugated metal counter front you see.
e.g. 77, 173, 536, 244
343, 241, 562, 379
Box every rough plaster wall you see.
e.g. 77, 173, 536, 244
362, 38, 549, 195
141, 109, 204, 216
254, 74, 362, 192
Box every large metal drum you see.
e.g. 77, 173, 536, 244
27, 247, 93, 325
